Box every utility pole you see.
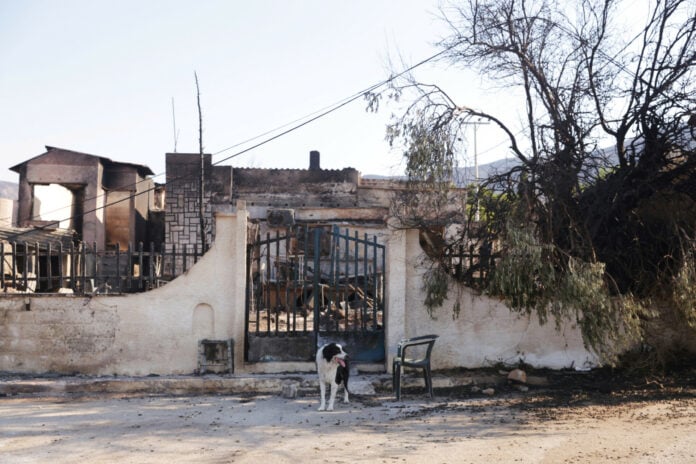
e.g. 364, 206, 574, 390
462, 119, 490, 222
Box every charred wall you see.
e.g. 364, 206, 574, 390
232, 167, 360, 208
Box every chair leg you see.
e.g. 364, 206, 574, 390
393, 362, 402, 400
424, 365, 433, 398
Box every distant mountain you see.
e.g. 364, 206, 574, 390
0, 181, 18, 200
455, 157, 520, 185
363, 157, 520, 186
363, 128, 696, 189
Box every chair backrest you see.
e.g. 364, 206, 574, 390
398, 334, 439, 361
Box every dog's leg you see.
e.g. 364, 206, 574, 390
318, 381, 327, 411
343, 384, 349, 404
327, 382, 338, 411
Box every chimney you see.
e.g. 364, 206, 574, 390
309, 150, 321, 170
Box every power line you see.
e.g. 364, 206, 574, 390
4, 43, 455, 229
3, 45, 454, 242
4, 3, 672, 233
211, 44, 456, 165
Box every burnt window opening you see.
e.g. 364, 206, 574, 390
29, 183, 85, 239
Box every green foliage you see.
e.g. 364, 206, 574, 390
422, 267, 450, 318
488, 220, 558, 317
555, 258, 645, 363
489, 220, 645, 364
401, 123, 456, 186
422, 265, 464, 320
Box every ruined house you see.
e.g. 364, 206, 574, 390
165, 150, 401, 363
11, 146, 162, 251
165, 150, 395, 244
3, 146, 166, 293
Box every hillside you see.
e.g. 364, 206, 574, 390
363, 157, 520, 186
0, 181, 18, 200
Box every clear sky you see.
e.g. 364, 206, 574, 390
0, 1, 518, 184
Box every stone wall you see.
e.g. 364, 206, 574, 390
164, 153, 231, 251
232, 167, 360, 208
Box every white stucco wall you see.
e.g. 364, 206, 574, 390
391, 229, 598, 370
0, 207, 249, 376
0, 210, 597, 376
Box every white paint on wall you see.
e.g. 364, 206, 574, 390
0, 207, 248, 376
396, 229, 598, 370
0, 208, 598, 376
0, 198, 14, 226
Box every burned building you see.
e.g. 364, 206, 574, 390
2, 147, 167, 294
10, 146, 160, 251
163, 150, 402, 362
163, 147, 398, 254
164, 150, 395, 251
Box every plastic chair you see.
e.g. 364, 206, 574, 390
392, 334, 439, 400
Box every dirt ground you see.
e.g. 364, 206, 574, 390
1, 370, 696, 463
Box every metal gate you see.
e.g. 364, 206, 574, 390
245, 225, 385, 363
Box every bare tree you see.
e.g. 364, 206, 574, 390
195, 72, 207, 251
374, 0, 696, 364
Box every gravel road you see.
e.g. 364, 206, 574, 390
2, 384, 695, 463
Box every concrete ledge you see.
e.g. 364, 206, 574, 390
0, 371, 547, 398
0, 374, 389, 397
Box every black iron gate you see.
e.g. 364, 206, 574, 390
245, 225, 386, 363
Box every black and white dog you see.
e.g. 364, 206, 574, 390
316, 342, 350, 411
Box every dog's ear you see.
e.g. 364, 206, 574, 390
322, 343, 338, 362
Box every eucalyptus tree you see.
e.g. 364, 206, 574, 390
373, 0, 696, 364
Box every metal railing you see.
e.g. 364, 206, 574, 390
445, 242, 494, 288
246, 225, 386, 336
0, 241, 204, 295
